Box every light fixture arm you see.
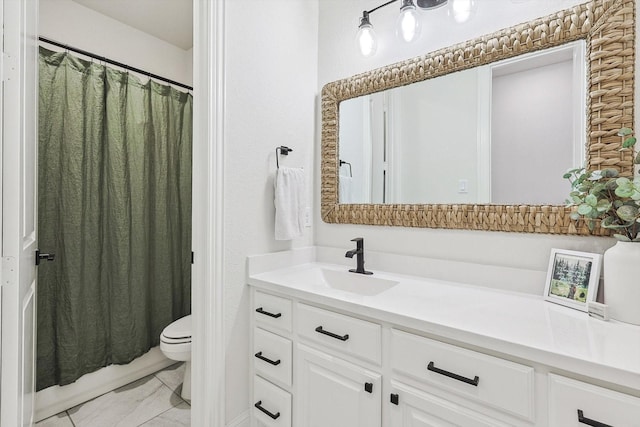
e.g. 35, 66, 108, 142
359, 0, 399, 29
365, 0, 399, 16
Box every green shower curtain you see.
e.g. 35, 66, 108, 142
37, 47, 192, 391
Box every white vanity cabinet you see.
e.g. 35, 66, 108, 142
248, 261, 640, 427
250, 289, 537, 426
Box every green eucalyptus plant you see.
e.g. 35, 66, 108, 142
564, 127, 640, 242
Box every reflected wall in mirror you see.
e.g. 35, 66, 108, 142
339, 41, 586, 206
322, 0, 635, 234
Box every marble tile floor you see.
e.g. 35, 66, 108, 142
36, 362, 190, 427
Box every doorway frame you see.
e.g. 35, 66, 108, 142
192, 0, 226, 425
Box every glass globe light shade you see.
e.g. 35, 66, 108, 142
396, 3, 421, 43
356, 21, 377, 57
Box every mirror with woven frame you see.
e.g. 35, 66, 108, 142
321, 0, 634, 235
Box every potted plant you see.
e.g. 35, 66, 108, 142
564, 127, 640, 324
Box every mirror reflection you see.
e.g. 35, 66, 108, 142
338, 40, 586, 206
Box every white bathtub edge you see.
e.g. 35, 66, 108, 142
35, 347, 174, 422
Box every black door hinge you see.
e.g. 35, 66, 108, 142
35, 250, 56, 266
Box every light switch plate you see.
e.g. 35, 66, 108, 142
304, 207, 311, 227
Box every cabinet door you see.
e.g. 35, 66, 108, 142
388, 380, 512, 427
296, 344, 381, 427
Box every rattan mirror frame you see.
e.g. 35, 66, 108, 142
321, 0, 634, 235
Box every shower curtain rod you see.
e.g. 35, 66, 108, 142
38, 36, 193, 91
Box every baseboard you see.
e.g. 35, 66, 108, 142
227, 410, 250, 427
35, 347, 174, 422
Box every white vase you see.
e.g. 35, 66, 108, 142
604, 241, 640, 325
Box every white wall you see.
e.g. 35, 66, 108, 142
316, 0, 620, 278
39, 0, 192, 87
223, 0, 318, 423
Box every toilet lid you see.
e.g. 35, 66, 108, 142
162, 314, 191, 340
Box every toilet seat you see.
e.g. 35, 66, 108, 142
160, 315, 192, 361
161, 315, 191, 341
161, 336, 191, 344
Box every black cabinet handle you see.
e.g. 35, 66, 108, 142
364, 382, 373, 393
254, 351, 281, 366
315, 326, 349, 341
577, 410, 612, 427
254, 401, 280, 420
390, 393, 399, 405
427, 361, 479, 386
256, 307, 282, 318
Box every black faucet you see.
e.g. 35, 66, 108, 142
345, 237, 373, 275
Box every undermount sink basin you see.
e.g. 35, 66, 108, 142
320, 268, 398, 296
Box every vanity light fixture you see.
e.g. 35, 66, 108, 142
357, 0, 449, 56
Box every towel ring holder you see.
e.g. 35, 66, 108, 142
276, 146, 293, 169
339, 160, 352, 177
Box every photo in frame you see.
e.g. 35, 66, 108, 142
543, 249, 602, 312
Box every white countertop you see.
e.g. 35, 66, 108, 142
247, 249, 640, 392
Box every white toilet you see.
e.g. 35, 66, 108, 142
160, 314, 192, 400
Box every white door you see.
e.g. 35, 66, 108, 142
296, 344, 381, 427
1, 0, 39, 425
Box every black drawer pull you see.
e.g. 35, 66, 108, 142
364, 382, 373, 393
256, 307, 282, 318
254, 400, 280, 420
577, 410, 612, 427
315, 326, 349, 341
390, 393, 399, 405
427, 361, 479, 386
254, 351, 281, 366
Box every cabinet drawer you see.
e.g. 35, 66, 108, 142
390, 328, 534, 421
253, 376, 291, 427
548, 374, 640, 427
297, 303, 381, 365
253, 327, 292, 388
254, 291, 292, 334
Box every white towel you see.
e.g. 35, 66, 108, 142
274, 167, 306, 240
339, 175, 353, 204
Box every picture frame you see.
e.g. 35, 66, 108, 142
543, 249, 602, 312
